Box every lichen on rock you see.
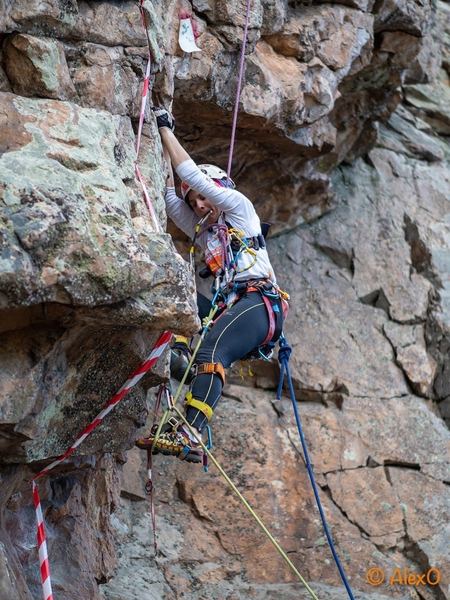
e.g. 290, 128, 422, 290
0, 0, 449, 599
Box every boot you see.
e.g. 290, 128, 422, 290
170, 335, 195, 383
135, 423, 202, 463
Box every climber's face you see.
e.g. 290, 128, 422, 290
187, 191, 220, 224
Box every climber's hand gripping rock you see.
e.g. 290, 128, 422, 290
152, 106, 175, 131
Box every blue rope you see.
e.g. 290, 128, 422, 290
277, 336, 356, 600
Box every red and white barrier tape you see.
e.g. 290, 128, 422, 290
32, 330, 172, 599
33, 331, 172, 480
135, 57, 151, 158
134, 2, 161, 232
32, 481, 53, 600
135, 163, 160, 232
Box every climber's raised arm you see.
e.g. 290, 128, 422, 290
161, 136, 197, 238
137, 111, 286, 466
153, 108, 253, 225
160, 127, 191, 169
152, 107, 189, 167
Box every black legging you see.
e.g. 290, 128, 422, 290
186, 291, 275, 432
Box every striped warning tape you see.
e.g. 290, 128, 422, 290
32, 330, 172, 599
135, 1, 161, 232
32, 481, 53, 600
135, 57, 151, 158
135, 163, 160, 232
33, 2, 172, 596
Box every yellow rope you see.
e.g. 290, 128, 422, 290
149, 298, 318, 597
172, 405, 320, 600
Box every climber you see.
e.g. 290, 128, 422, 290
135, 107, 288, 462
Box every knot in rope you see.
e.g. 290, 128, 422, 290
277, 337, 292, 365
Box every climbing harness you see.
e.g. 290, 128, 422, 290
277, 337, 356, 600
208, 276, 289, 362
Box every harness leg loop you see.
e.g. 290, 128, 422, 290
196, 361, 226, 386
185, 391, 214, 421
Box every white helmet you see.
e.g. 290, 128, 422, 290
181, 164, 235, 201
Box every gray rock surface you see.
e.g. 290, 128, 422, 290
0, 0, 449, 599
0, 93, 197, 320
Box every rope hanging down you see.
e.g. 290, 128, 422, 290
227, 0, 252, 178
135, 1, 160, 232
277, 338, 356, 600
171, 404, 320, 600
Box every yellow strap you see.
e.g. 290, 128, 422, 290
174, 335, 189, 345
185, 393, 213, 421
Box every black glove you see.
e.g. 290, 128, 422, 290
152, 106, 175, 131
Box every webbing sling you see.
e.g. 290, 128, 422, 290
185, 392, 214, 421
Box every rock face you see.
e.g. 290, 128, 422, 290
0, 1, 449, 600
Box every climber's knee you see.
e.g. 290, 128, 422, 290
196, 361, 226, 386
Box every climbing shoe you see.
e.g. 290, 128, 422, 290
170, 336, 194, 383
135, 424, 162, 454
135, 425, 202, 463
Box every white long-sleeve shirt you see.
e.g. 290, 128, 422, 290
165, 159, 276, 283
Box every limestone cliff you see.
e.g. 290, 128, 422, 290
0, 1, 449, 599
